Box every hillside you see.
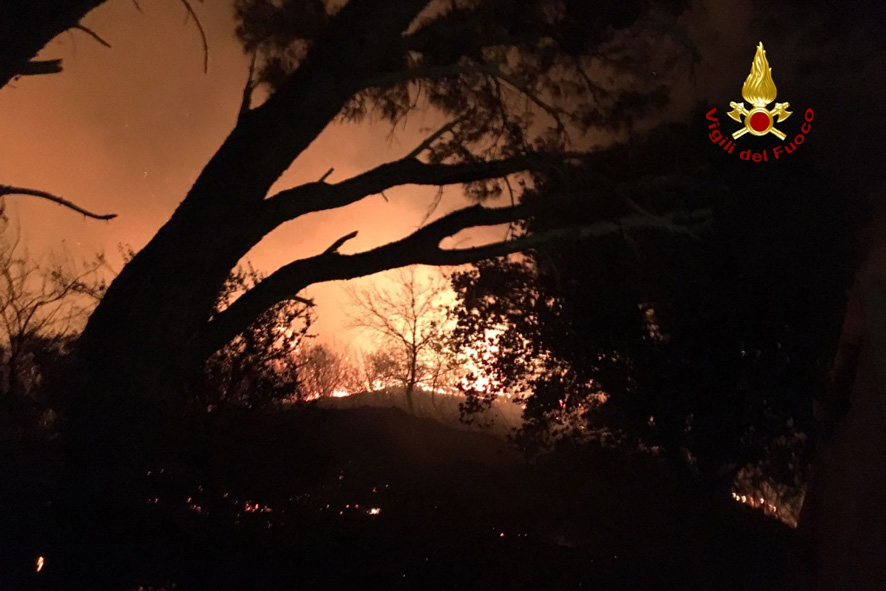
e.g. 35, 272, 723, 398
37, 404, 796, 590
316, 387, 524, 438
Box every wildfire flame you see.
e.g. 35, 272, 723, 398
741, 42, 778, 107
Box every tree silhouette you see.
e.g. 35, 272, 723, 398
0, 0, 209, 88
49, 1, 700, 583
347, 268, 453, 413
0, 0, 107, 89
69, 0, 695, 465
451, 116, 853, 488
0, 219, 106, 439
193, 264, 312, 412
295, 342, 361, 399
0, 0, 205, 220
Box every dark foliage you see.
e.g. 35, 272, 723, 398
4, 406, 794, 590
193, 265, 313, 412
0, 222, 107, 442
451, 115, 855, 489
234, 0, 694, 198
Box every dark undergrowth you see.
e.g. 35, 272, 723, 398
1, 405, 794, 590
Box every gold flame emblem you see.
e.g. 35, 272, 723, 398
727, 42, 792, 140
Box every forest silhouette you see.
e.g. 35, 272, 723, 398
1, 0, 885, 589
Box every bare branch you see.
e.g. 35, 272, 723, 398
203, 203, 526, 357
0, 224, 108, 392
261, 152, 577, 232
0, 1, 113, 89
323, 230, 358, 254
405, 117, 462, 160
161, 0, 431, 217
73, 24, 112, 48
178, 0, 209, 73
288, 294, 314, 306
418, 186, 444, 228
345, 267, 452, 397
201, 206, 711, 359
12, 59, 63, 77
0, 185, 117, 220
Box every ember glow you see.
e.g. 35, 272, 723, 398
35, 555, 44, 573
731, 492, 782, 519
457, 327, 505, 394
729, 487, 800, 528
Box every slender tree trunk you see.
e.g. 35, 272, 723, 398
405, 348, 419, 415
404, 381, 416, 415
52, 183, 257, 585
429, 365, 439, 409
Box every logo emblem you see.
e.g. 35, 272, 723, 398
727, 42, 791, 140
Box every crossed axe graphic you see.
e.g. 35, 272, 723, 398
727, 102, 792, 140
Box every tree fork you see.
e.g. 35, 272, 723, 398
66, 0, 439, 492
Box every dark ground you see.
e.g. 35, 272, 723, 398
1, 403, 794, 591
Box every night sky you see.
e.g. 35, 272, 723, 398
1, 0, 882, 343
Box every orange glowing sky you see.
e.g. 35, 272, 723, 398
0, 1, 515, 346
1, 0, 878, 346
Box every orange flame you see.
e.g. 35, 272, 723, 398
741, 42, 778, 107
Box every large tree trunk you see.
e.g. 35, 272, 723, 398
50, 2, 434, 583
63, 0, 433, 469
52, 206, 245, 587
35, 0, 619, 581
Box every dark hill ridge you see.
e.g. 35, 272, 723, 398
196, 404, 794, 591
3, 404, 795, 590
209, 403, 522, 501
316, 387, 524, 438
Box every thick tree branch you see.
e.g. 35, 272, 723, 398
0, 185, 117, 220
203, 203, 526, 357
173, 0, 431, 217
261, 152, 576, 232
9, 59, 64, 77
200, 206, 711, 359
